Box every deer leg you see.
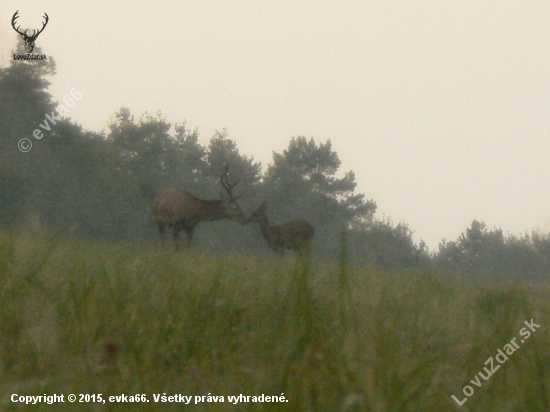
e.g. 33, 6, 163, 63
184, 226, 195, 250
172, 225, 183, 251
157, 221, 166, 248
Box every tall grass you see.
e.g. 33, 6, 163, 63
0, 230, 549, 411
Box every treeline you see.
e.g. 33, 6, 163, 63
436, 220, 550, 281
0, 51, 387, 265
1, 51, 549, 279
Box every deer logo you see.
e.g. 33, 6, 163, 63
247, 201, 314, 260
11, 11, 49, 54
154, 165, 245, 251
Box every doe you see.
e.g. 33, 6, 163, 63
247, 201, 314, 260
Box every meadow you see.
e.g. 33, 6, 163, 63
0, 230, 549, 411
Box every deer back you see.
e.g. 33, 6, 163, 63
154, 190, 204, 224
154, 189, 243, 225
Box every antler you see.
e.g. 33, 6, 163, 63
33, 13, 49, 39
220, 164, 240, 201
11, 11, 49, 39
11, 11, 26, 37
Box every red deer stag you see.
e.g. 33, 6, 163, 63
247, 201, 314, 259
154, 165, 244, 251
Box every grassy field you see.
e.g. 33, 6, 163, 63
0, 230, 549, 411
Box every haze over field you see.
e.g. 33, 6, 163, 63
1, 1, 549, 249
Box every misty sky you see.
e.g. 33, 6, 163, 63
1, 1, 550, 250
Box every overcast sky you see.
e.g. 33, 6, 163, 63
2, 1, 550, 250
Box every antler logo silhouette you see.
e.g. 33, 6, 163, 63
11, 11, 49, 53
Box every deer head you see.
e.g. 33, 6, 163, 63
12, 11, 49, 53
